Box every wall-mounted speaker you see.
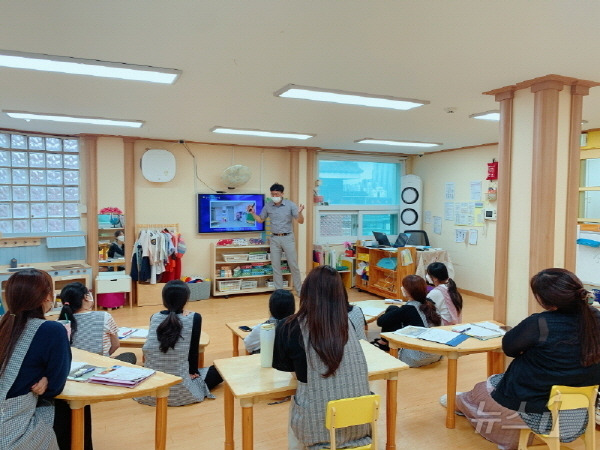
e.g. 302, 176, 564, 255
400, 174, 422, 230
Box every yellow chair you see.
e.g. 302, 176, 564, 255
325, 394, 380, 450
518, 385, 599, 450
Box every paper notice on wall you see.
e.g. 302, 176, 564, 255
445, 183, 455, 200
455, 229, 467, 243
444, 202, 454, 221
433, 216, 442, 235
470, 181, 482, 201
469, 229, 478, 245
425, 210, 432, 224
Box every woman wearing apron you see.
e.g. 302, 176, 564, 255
0, 268, 71, 449
273, 265, 372, 450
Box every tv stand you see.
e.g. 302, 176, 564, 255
354, 246, 416, 299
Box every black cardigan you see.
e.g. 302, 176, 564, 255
491, 308, 600, 413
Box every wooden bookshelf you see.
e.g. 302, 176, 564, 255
354, 246, 417, 299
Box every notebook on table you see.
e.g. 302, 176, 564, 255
393, 326, 469, 347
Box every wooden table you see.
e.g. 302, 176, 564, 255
382, 324, 504, 429
226, 318, 266, 356
214, 340, 408, 450
119, 327, 210, 367
350, 299, 396, 323
57, 348, 181, 450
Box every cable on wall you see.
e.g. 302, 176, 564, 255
181, 141, 219, 192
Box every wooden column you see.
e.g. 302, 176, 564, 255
123, 138, 135, 274
83, 136, 99, 275
565, 85, 589, 271
492, 91, 514, 326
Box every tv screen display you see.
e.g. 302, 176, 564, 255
197, 193, 265, 233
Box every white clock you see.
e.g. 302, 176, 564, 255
141, 149, 176, 182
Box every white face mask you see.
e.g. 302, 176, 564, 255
271, 196, 282, 203
426, 274, 433, 284
117, 235, 125, 243
401, 287, 408, 299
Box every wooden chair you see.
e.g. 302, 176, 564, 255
325, 394, 380, 450
518, 385, 599, 450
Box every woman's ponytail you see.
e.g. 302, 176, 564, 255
420, 299, 442, 327
58, 303, 77, 344
156, 311, 183, 353
446, 278, 463, 313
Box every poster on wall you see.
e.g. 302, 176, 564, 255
470, 181, 482, 201
445, 182, 455, 200
433, 216, 442, 235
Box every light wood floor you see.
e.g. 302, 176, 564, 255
91, 289, 597, 449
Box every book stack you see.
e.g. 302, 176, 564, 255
88, 365, 156, 388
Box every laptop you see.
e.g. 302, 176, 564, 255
372, 232, 411, 248
372, 231, 392, 247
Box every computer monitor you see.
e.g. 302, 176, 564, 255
372, 231, 392, 247
393, 233, 411, 248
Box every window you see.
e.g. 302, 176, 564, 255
0, 132, 81, 234
315, 155, 404, 243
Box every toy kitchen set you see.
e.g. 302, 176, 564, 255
0, 235, 91, 314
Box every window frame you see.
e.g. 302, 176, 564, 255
314, 153, 405, 244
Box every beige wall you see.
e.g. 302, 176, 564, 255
411, 145, 498, 297
97, 137, 126, 212
96, 138, 293, 279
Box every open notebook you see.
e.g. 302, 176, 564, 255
452, 322, 505, 340
118, 327, 149, 339
393, 326, 469, 346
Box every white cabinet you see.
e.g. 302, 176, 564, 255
211, 243, 292, 297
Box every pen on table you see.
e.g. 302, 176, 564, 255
73, 367, 95, 378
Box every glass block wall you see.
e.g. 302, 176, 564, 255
0, 133, 81, 234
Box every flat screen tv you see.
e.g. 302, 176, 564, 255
197, 193, 265, 233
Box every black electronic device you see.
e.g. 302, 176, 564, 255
238, 325, 252, 332
372, 231, 392, 247
393, 233, 411, 248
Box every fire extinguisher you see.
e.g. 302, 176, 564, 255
486, 159, 498, 180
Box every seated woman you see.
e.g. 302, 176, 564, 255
273, 265, 372, 450
244, 289, 296, 354
376, 275, 443, 367
107, 230, 125, 259
0, 269, 71, 449
426, 262, 462, 325
58, 282, 136, 364
450, 268, 600, 449
136, 280, 222, 406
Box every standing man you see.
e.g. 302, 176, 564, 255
248, 183, 304, 294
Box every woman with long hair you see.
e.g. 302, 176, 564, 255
244, 289, 296, 353
376, 275, 443, 367
58, 282, 135, 363
0, 269, 71, 449
451, 268, 600, 449
273, 265, 371, 450
136, 280, 222, 406
426, 262, 462, 325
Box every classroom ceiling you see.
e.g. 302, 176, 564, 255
1, 1, 600, 155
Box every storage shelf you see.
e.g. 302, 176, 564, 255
212, 243, 293, 297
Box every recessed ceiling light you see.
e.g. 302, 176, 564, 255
210, 126, 314, 140
469, 110, 500, 121
0, 50, 181, 84
275, 84, 429, 110
4, 110, 144, 128
355, 138, 441, 148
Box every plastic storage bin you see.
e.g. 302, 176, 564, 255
188, 281, 211, 301
218, 279, 242, 292
97, 292, 126, 308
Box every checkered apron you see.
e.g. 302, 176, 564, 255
0, 319, 59, 449
348, 306, 367, 341
397, 301, 443, 367
136, 312, 213, 407
71, 312, 105, 355
291, 318, 372, 450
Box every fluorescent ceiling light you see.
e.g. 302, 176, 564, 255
355, 138, 441, 148
275, 84, 429, 110
0, 50, 181, 84
211, 126, 314, 140
4, 111, 144, 128
469, 110, 500, 121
